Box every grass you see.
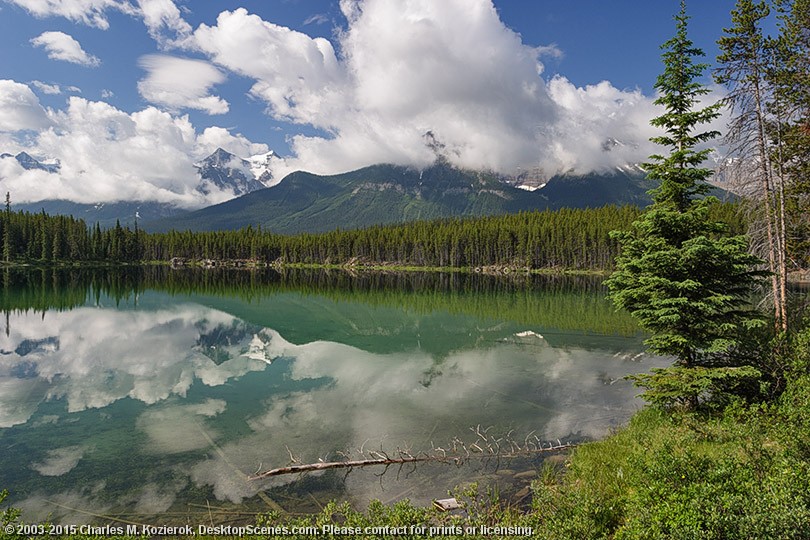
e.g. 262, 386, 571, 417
525, 338, 810, 539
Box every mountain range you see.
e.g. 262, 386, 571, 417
3, 146, 668, 232
143, 162, 654, 234
3, 148, 274, 227
7, 144, 727, 235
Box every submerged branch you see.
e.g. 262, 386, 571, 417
249, 439, 576, 480
250, 456, 438, 480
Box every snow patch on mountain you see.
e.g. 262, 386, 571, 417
193, 147, 278, 197
247, 151, 278, 184
1, 152, 61, 173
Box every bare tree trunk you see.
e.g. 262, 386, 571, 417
778, 148, 788, 332
752, 70, 785, 331
249, 444, 576, 481
251, 434, 576, 481
250, 456, 436, 480
772, 88, 790, 332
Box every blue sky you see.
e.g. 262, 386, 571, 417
0, 0, 742, 207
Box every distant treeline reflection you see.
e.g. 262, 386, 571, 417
0, 267, 641, 336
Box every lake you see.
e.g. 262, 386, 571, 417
0, 267, 668, 525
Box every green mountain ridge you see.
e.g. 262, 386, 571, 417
143, 162, 654, 234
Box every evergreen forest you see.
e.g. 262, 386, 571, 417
0, 202, 746, 271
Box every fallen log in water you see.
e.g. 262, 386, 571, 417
250, 456, 439, 480
249, 441, 576, 481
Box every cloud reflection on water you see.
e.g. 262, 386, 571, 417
0, 297, 666, 522
30, 445, 87, 476
0, 306, 267, 426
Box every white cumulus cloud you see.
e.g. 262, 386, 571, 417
137, 54, 229, 115
545, 77, 662, 173
0, 82, 269, 207
195, 126, 270, 158
189, 8, 345, 126
0, 79, 52, 131
4, 0, 728, 206
136, 0, 191, 45
182, 0, 678, 180
9, 0, 189, 44
6, 0, 132, 29
30, 31, 101, 67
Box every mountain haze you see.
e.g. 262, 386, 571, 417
8, 148, 273, 227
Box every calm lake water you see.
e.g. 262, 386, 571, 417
0, 268, 668, 525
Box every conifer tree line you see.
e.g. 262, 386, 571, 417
0, 201, 744, 271
1, 202, 142, 263
603, 0, 810, 410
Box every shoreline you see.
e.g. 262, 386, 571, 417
0, 259, 610, 276
4, 260, 810, 282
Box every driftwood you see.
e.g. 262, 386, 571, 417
433, 498, 462, 512
250, 456, 437, 480
249, 430, 576, 481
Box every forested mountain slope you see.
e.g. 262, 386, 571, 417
144, 163, 655, 234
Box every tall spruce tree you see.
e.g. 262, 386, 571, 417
606, 1, 765, 408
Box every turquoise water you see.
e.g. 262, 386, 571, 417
0, 269, 668, 525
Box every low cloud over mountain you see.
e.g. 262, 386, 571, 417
0, 0, 727, 207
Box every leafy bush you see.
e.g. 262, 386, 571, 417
528, 397, 810, 540
627, 365, 763, 410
